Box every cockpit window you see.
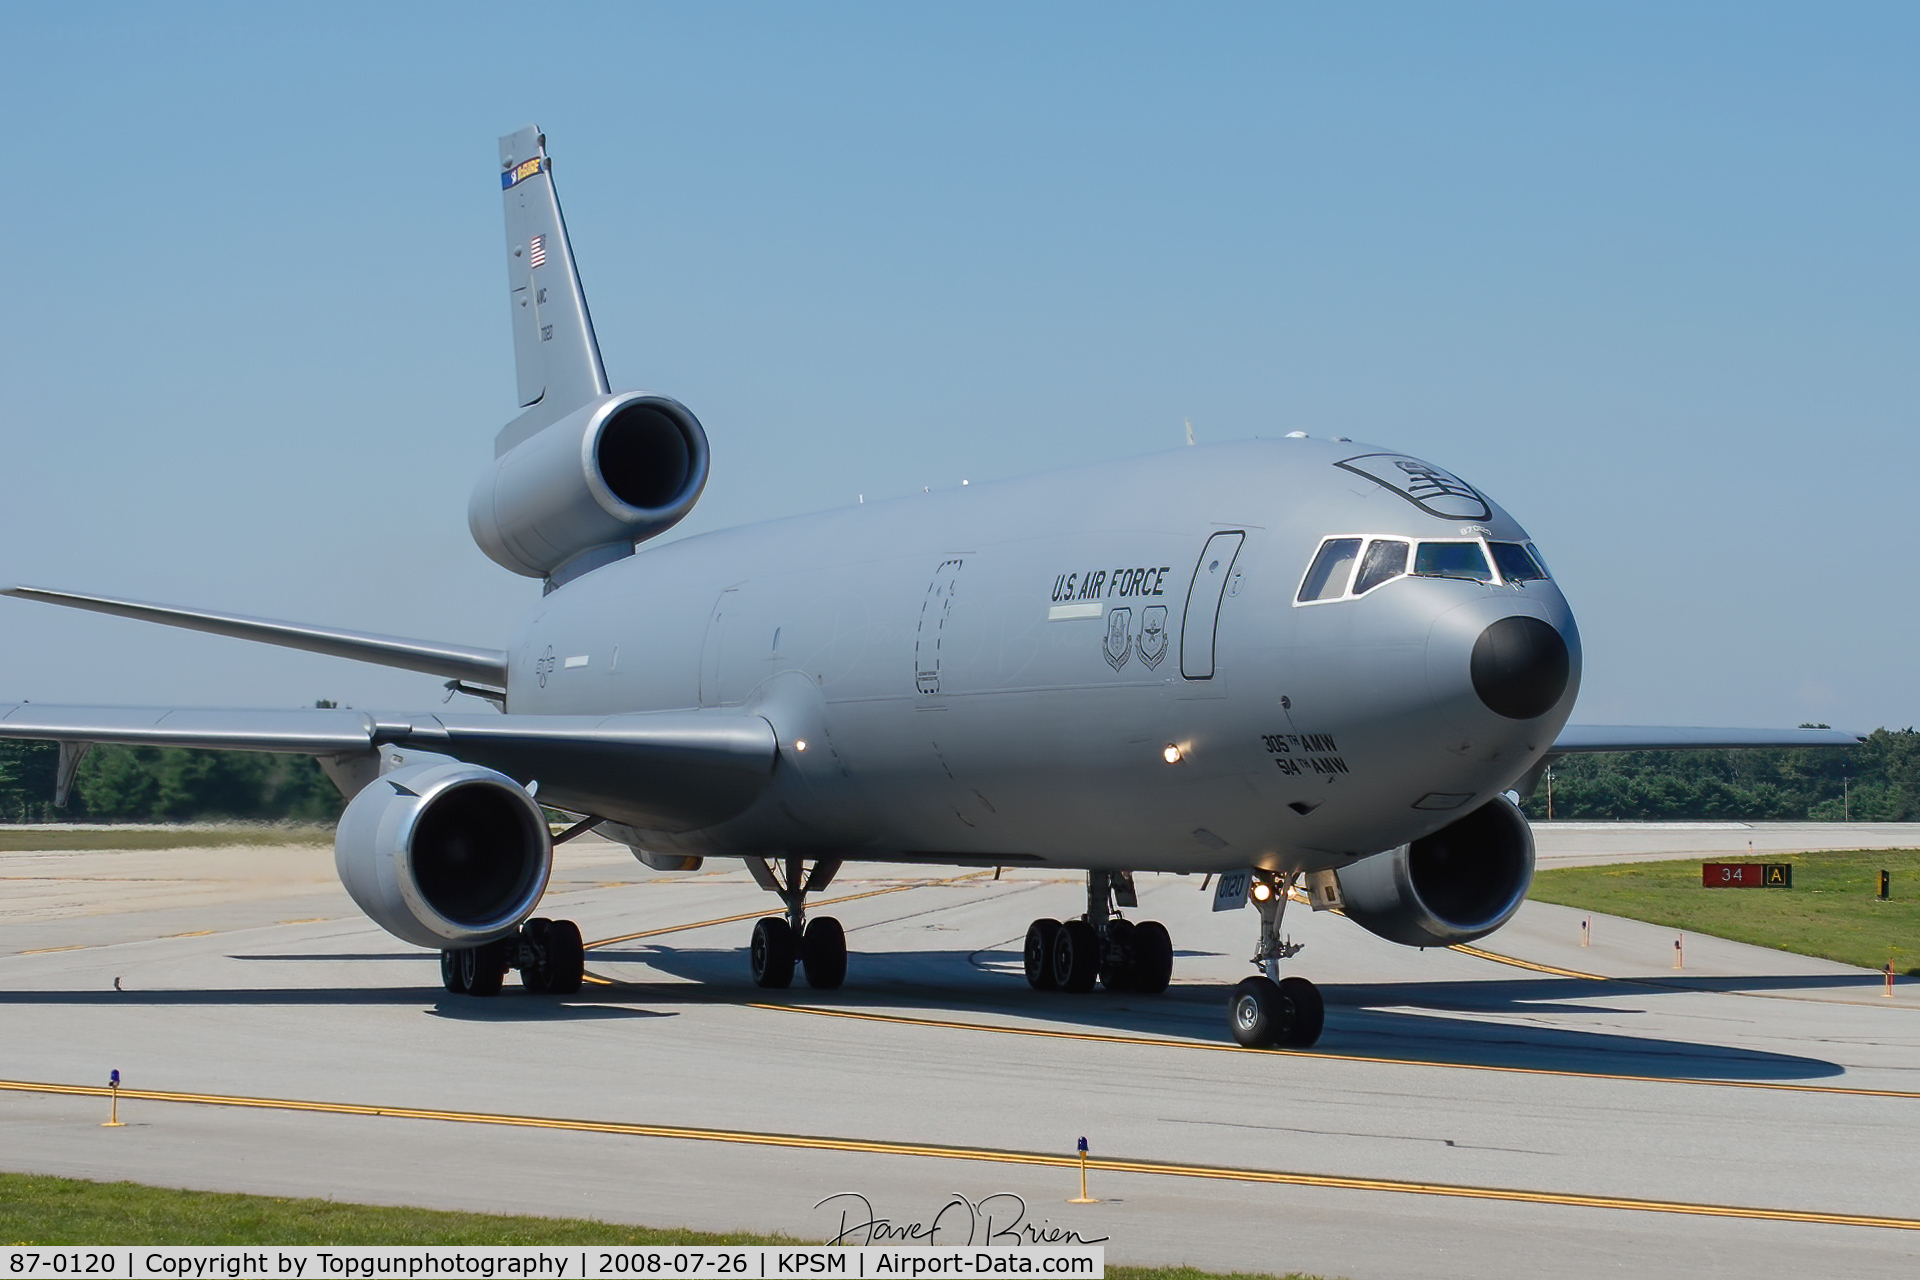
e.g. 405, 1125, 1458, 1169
1297, 538, 1362, 602
1352, 539, 1409, 594
1414, 541, 1494, 582
1489, 541, 1549, 582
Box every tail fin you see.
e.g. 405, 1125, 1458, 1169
496, 125, 611, 455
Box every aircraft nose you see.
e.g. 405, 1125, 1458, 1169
1471, 616, 1570, 720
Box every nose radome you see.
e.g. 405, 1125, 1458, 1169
1471, 617, 1570, 720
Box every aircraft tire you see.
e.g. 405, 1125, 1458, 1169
519, 917, 554, 993
1052, 919, 1099, 993
1024, 919, 1062, 990
752, 917, 797, 989
440, 948, 469, 995
463, 942, 508, 997
1129, 921, 1174, 994
1099, 918, 1137, 991
544, 919, 586, 995
802, 916, 848, 989
1230, 976, 1282, 1046
1277, 976, 1324, 1047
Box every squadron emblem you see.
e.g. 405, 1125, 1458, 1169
1137, 606, 1168, 668
1104, 607, 1133, 670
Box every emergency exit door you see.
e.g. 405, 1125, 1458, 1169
1180, 532, 1245, 679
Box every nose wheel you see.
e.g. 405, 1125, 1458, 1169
1229, 975, 1324, 1048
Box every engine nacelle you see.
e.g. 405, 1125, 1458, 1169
1334, 797, 1534, 948
333, 760, 552, 949
469, 391, 710, 581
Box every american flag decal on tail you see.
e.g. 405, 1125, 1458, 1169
529, 235, 547, 269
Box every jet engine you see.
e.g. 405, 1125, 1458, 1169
469, 391, 710, 582
1334, 796, 1534, 948
333, 759, 552, 949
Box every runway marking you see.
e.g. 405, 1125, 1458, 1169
2, 1076, 1915, 1233
585, 871, 997, 948
1450, 943, 1605, 980
165, 930, 217, 939
17, 945, 85, 955
739, 1000, 1920, 1101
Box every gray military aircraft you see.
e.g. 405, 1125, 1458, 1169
1, 127, 1858, 1048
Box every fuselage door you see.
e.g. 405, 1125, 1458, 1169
914, 558, 965, 695
1180, 531, 1245, 680
699, 586, 738, 707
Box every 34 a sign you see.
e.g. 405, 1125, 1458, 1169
1702, 862, 1793, 888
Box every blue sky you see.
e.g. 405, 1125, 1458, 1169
2, 3, 1915, 730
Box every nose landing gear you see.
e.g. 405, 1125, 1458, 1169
744, 855, 848, 990
1229, 871, 1323, 1048
1023, 870, 1175, 996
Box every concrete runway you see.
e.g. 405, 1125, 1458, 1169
4, 824, 1920, 1279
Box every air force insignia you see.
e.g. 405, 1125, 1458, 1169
1105, 607, 1133, 670
1334, 453, 1491, 521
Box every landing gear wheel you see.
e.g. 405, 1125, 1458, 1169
1099, 918, 1137, 992
802, 916, 847, 989
1052, 919, 1099, 993
1277, 976, 1324, 1047
543, 919, 585, 995
464, 941, 509, 997
440, 948, 468, 994
519, 918, 553, 993
751, 917, 797, 989
1230, 976, 1282, 1046
1129, 920, 1174, 995
1024, 919, 1062, 990
1229, 975, 1324, 1047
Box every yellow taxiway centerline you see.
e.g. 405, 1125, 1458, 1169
3, 1076, 1916, 1232
586, 870, 997, 948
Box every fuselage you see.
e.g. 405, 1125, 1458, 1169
503, 435, 1580, 876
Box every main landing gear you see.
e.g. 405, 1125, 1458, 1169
1228, 871, 1324, 1048
440, 916, 586, 997
744, 856, 848, 990
1024, 870, 1174, 996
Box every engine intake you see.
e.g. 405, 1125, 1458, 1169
1334, 797, 1534, 947
334, 759, 552, 948
469, 391, 710, 582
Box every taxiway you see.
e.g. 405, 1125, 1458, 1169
3, 823, 1918, 1279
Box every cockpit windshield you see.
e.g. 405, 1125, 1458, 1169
1296, 533, 1549, 604
1488, 542, 1548, 582
1413, 541, 1493, 582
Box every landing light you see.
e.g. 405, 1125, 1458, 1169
1162, 744, 1182, 764
1251, 881, 1274, 903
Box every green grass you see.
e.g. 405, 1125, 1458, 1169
1529, 848, 1920, 973
0, 826, 334, 852
0, 1174, 1330, 1279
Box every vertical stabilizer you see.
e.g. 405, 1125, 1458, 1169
497, 126, 611, 454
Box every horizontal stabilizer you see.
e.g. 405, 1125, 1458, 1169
3, 586, 509, 687
0, 705, 777, 833
1550, 725, 1863, 754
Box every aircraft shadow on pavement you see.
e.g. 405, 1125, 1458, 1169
584, 943, 1849, 1082
0, 985, 668, 1021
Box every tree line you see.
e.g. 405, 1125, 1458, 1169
2, 727, 1917, 826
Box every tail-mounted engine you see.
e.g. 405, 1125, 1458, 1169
333, 759, 553, 949
469, 391, 710, 584
1334, 797, 1534, 948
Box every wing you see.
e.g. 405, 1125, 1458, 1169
1550, 725, 1863, 753
3, 585, 508, 686
0, 704, 776, 832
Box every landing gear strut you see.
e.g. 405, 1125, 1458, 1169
1228, 871, 1323, 1047
745, 856, 848, 990
439, 916, 586, 997
1024, 870, 1173, 996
